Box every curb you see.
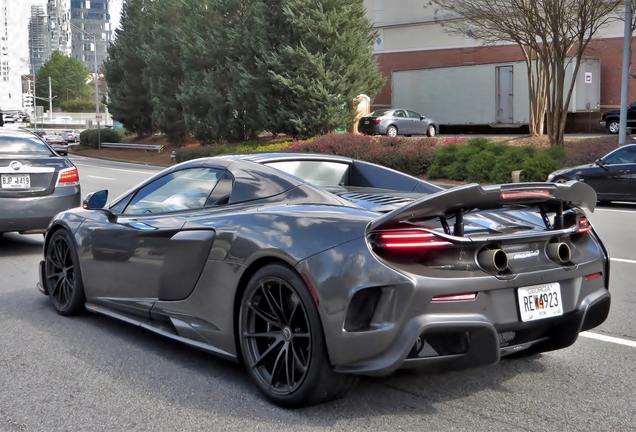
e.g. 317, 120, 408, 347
69, 151, 172, 168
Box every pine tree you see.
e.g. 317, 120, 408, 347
256, 0, 385, 138
141, 0, 189, 144
103, 0, 154, 136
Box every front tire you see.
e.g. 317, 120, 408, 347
607, 120, 620, 134
386, 125, 398, 138
44, 230, 85, 316
426, 124, 437, 137
238, 263, 356, 408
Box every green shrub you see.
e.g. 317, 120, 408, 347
428, 138, 566, 184
79, 129, 121, 149
175, 141, 295, 163
285, 133, 445, 176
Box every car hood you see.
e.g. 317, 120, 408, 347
603, 109, 620, 118
549, 163, 597, 179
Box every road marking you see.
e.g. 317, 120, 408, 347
595, 208, 635, 214
580, 332, 636, 348
87, 175, 116, 181
611, 258, 636, 265
74, 163, 158, 175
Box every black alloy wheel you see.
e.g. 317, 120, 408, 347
45, 230, 85, 315
239, 264, 357, 408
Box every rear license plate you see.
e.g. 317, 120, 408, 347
517, 283, 563, 322
364, 120, 370, 124
1, 174, 31, 189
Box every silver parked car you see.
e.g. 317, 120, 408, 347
60, 129, 81, 143
358, 109, 439, 138
0, 128, 81, 235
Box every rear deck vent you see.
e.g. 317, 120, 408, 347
339, 193, 414, 206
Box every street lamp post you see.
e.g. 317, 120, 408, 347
70, 22, 100, 149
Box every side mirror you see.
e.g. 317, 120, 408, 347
83, 190, 109, 210
420, 115, 426, 120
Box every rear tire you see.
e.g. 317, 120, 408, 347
238, 263, 357, 408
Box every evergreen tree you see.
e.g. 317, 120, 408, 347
177, 0, 264, 143
256, 0, 385, 138
103, 0, 154, 136
141, 0, 189, 144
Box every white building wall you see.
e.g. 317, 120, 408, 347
0, 0, 23, 111
364, 0, 629, 54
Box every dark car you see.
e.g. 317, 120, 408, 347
0, 128, 81, 235
600, 101, 636, 134
37, 153, 610, 408
547, 144, 636, 203
358, 109, 439, 137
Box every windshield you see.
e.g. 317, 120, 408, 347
265, 160, 350, 187
370, 109, 390, 117
0, 135, 54, 155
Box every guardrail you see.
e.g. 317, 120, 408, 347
100, 142, 164, 153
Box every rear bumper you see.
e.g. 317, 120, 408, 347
0, 186, 80, 233
358, 122, 387, 135
333, 287, 610, 376
299, 236, 611, 377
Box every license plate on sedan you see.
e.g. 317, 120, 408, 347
1, 174, 31, 189
517, 282, 563, 322
364, 120, 370, 124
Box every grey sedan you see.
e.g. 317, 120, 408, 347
0, 128, 81, 235
358, 109, 439, 137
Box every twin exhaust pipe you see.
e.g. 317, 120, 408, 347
477, 241, 571, 273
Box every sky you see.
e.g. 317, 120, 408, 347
8, 0, 123, 75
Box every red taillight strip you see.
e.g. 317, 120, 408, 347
500, 190, 552, 200
431, 292, 477, 302
375, 230, 452, 249
584, 272, 602, 282
578, 217, 592, 233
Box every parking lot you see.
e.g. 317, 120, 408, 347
0, 155, 634, 431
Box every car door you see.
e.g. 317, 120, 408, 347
81, 167, 225, 318
392, 110, 411, 134
579, 146, 636, 200
406, 110, 426, 134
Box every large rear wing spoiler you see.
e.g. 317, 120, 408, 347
369, 181, 597, 233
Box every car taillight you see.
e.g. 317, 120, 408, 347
577, 217, 592, 233
500, 189, 552, 200
373, 117, 383, 123
431, 292, 477, 302
56, 167, 80, 187
371, 230, 452, 250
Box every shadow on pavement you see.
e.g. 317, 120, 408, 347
0, 233, 43, 258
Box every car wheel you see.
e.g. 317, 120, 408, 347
607, 120, 620, 134
386, 125, 398, 138
426, 125, 437, 137
238, 263, 357, 408
44, 230, 86, 316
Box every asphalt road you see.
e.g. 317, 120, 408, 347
0, 156, 634, 431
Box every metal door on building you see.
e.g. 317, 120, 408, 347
496, 66, 514, 123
